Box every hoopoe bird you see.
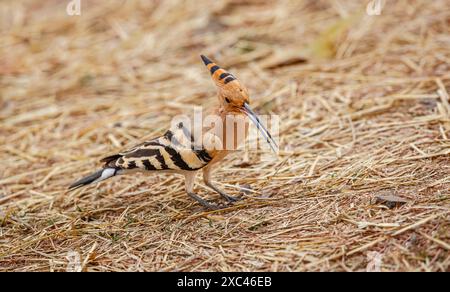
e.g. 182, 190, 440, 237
69, 55, 277, 210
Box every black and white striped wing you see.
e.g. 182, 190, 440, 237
101, 126, 213, 172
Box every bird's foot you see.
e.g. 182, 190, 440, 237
209, 185, 241, 203
202, 201, 221, 211
222, 194, 240, 203
188, 192, 220, 210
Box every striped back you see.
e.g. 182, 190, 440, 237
102, 122, 213, 172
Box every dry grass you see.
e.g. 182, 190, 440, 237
1, 0, 449, 272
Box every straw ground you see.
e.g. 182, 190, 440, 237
0, 0, 449, 271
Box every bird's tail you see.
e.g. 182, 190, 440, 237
68, 168, 118, 190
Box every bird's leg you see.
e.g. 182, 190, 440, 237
203, 167, 239, 203
184, 171, 218, 210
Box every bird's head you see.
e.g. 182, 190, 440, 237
200, 55, 278, 153
200, 55, 250, 111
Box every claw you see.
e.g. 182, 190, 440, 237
223, 194, 240, 203
203, 202, 220, 210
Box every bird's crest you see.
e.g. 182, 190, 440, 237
200, 55, 239, 89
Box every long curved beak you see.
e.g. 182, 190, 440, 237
242, 103, 278, 153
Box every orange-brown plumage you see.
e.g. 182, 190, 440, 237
69, 55, 276, 210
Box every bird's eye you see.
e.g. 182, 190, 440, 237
225, 97, 231, 103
